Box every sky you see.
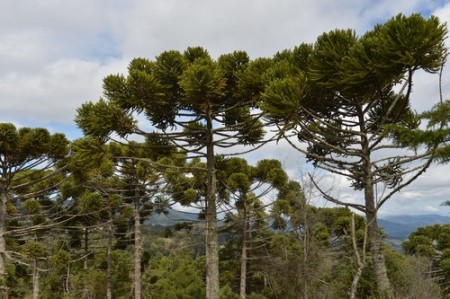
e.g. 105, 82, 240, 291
1, 0, 450, 217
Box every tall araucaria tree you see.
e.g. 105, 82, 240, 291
0, 123, 69, 292
261, 14, 447, 297
75, 47, 266, 299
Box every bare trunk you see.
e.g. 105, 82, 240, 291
303, 199, 308, 299
0, 189, 7, 279
65, 263, 70, 295
350, 213, 366, 299
32, 259, 39, 299
366, 208, 392, 297
107, 219, 113, 299
364, 166, 392, 296
83, 228, 89, 299
350, 264, 364, 299
239, 205, 248, 299
134, 194, 142, 299
0, 192, 6, 299
205, 105, 219, 299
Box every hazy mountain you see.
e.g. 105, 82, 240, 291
378, 214, 450, 251
379, 214, 450, 240
145, 210, 450, 251
145, 209, 201, 227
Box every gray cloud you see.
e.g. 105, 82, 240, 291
0, 0, 449, 215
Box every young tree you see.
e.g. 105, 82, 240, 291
0, 123, 69, 292
76, 48, 266, 298
109, 141, 169, 299
217, 157, 288, 298
261, 14, 447, 296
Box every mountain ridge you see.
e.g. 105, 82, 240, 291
379, 213, 450, 240
146, 210, 450, 241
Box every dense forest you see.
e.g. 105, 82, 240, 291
1, 13, 450, 298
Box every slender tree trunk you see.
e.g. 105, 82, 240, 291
240, 205, 248, 299
65, 263, 70, 295
32, 259, 39, 299
134, 193, 142, 299
205, 105, 219, 299
107, 219, 113, 299
350, 212, 366, 299
83, 228, 89, 299
0, 189, 7, 280
0, 192, 7, 299
302, 195, 308, 299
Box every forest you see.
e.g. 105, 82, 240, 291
1, 13, 450, 299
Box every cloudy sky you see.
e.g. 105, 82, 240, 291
1, 0, 450, 217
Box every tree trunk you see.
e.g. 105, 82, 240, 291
359, 111, 393, 298
363, 168, 393, 297
107, 219, 113, 299
350, 263, 364, 299
366, 208, 393, 297
134, 194, 142, 299
0, 192, 7, 299
65, 263, 70, 295
83, 228, 89, 299
0, 189, 7, 280
205, 105, 219, 299
32, 259, 39, 299
303, 197, 308, 299
240, 205, 248, 299
363, 156, 392, 296
350, 213, 366, 299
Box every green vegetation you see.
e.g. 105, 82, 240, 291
0, 12, 449, 298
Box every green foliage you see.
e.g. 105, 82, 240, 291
378, 14, 447, 74
143, 251, 205, 299
23, 199, 42, 214
78, 192, 104, 215
21, 241, 46, 259
261, 76, 305, 123
402, 224, 450, 295
180, 58, 226, 104
75, 98, 136, 139
219, 285, 240, 299
0, 122, 69, 163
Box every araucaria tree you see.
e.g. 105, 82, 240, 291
217, 157, 288, 298
0, 123, 69, 291
261, 14, 447, 296
76, 47, 265, 298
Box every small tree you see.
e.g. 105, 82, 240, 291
217, 157, 288, 298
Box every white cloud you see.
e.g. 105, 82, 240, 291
0, 0, 449, 216
1, 59, 117, 125
423, 205, 439, 212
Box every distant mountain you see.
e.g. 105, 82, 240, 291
145, 209, 201, 227
377, 214, 450, 251
379, 214, 450, 240
144, 210, 450, 251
